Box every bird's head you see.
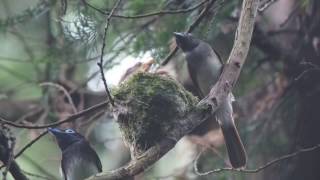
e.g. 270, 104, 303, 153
48, 128, 84, 150
174, 32, 200, 52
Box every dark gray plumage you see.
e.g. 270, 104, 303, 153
174, 32, 247, 168
48, 128, 102, 180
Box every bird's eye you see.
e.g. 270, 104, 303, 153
65, 129, 75, 133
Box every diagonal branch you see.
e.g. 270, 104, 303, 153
258, 0, 278, 12
205, 0, 260, 105
87, 0, 260, 179
0, 101, 108, 129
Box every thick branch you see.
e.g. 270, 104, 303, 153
206, 0, 260, 105
87, 0, 260, 179
6, 161, 29, 180
87, 139, 175, 180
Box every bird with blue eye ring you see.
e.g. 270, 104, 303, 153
48, 127, 102, 180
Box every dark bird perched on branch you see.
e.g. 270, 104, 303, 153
48, 128, 102, 180
174, 32, 247, 168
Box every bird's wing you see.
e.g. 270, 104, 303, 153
187, 62, 205, 98
61, 155, 68, 180
88, 146, 103, 172
80, 141, 103, 172
216, 93, 246, 168
61, 141, 102, 180
212, 48, 224, 65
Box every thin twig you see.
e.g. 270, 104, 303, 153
0, 130, 49, 173
152, 158, 195, 180
40, 82, 77, 113
294, 61, 320, 81
14, 131, 48, 160
0, 65, 34, 83
279, 2, 300, 28
21, 169, 54, 180
83, 0, 208, 19
258, 0, 278, 12
161, 0, 219, 66
97, 0, 122, 107
0, 101, 108, 129
16, 107, 44, 124
79, 17, 155, 89
294, 67, 320, 81
22, 155, 57, 179
194, 143, 320, 176
0, 131, 48, 171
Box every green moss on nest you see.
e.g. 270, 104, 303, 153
112, 72, 198, 157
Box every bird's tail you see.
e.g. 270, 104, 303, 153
216, 94, 247, 168
220, 120, 247, 168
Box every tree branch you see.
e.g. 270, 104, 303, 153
0, 126, 28, 180
258, 0, 278, 12
86, 0, 260, 179
0, 101, 108, 129
206, 0, 260, 104
87, 139, 176, 180
97, 0, 121, 107
0, 130, 48, 170
39, 82, 77, 113
82, 0, 208, 19
194, 143, 320, 175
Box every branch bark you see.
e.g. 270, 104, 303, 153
206, 0, 260, 104
0, 128, 28, 180
87, 0, 260, 179
5, 161, 29, 180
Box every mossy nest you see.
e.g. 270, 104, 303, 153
112, 72, 198, 158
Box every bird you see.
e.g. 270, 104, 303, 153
174, 32, 247, 168
119, 59, 155, 83
48, 127, 102, 180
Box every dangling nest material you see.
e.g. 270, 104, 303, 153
112, 72, 198, 158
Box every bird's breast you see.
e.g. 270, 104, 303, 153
64, 156, 99, 180
186, 52, 222, 95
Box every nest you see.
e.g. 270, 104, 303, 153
112, 72, 198, 158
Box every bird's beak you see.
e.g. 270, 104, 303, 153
173, 32, 188, 48
48, 127, 63, 136
173, 32, 185, 37
173, 32, 186, 40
